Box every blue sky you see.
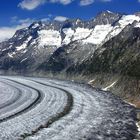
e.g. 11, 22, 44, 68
0, 0, 140, 41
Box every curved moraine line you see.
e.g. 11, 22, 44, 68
0, 81, 22, 110
25, 77, 138, 140
19, 79, 73, 139
0, 76, 138, 140
0, 79, 42, 123
0, 77, 71, 140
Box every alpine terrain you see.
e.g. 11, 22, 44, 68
0, 11, 139, 106
0, 10, 140, 140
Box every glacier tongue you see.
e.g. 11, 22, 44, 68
0, 76, 137, 140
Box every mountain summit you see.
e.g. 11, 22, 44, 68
0, 11, 139, 74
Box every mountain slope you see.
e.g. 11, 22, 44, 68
75, 22, 140, 77
38, 13, 140, 74
65, 21, 140, 107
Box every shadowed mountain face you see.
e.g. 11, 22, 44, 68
67, 22, 140, 78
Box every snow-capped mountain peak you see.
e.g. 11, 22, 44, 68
0, 11, 140, 72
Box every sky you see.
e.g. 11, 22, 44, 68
0, 0, 140, 42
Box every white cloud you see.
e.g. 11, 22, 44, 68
18, 0, 112, 10
0, 18, 34, 42
54, 16, 68, 22
0, 25, 25, 42
138, 0, 140, 2
18, 0, 73, 10
18, 18, 35, 25
41, 18, 50, 22
79, 0, 112, 6
59, 0, 72, 4
0, 15, 53, 42
11, 16, 18, 23
80, 0, 94, 6
18, 0, 46, 10
101, 0, 111, 2
50, 0, 72, 5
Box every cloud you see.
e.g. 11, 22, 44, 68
41, 18, 50, 22
18, 18, 35, 25
18, 0, 73, 10
80, 0, 94, 6
18, 0, 112, 10
0, 15, 67, 42
11, 16, 18, 23
0, 15, 54, 42
79, 0, 112, 6
0, 18, 34, 42
18, 0, 46, 10
0, 25, 26, 42
50, 0, 72, 5
101, 0, 111, 2
54, 16, 68, 22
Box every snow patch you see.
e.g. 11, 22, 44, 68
136, 122, 140, 134
102, 81, 117, 91
76, 19, 81, 25
8, 52, 16, 58
133, 122, 140, 140
107, 10, 113, 14
73, 27, 91, 41
2, 48, 7, 52
20, 57, 28, 63
104, 15, 140, 43
135, 22, 140, 28
83, 24, 113, 44
62, 28, 74, 45
119, 15, 140, 28
8, 53, 13, 58
124, 100, 136, 107
16, 44, 27, 51
38, 30, 61, 47
31, 23, 40, 29
88, 79, 95, 84
16, 36, 32, 51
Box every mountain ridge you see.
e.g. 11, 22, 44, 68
0, 10, 139, 74
0, 11, 140, 107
